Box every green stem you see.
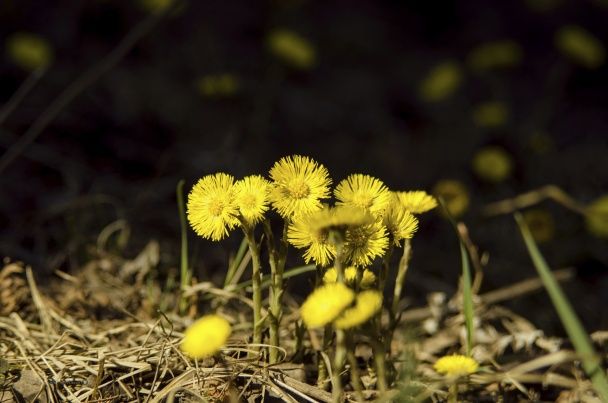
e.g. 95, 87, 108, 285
347, 349, 365, 402
332, 329, 346, 403
379, 242, 394, 296
176, 180, 190, 316
392, 238, 412, 320
448, 383, 458, 403
264, 219, 289, 363
243, 225, 263, 352
371, 336, 388, 393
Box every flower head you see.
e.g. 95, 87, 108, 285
344, 220, 389, 266
472, 146, 513, 183
269, 155, 332, 218
384, 194, 419, 244
335, 174, 391, 217
323, 266, 376, 289
181, 314, 232, 359
396, 191, 438, 214
307, 205, 374, 235
6, 32, 53, 71
419, 61, 462, 102
287, 210, 335, 267
267, 29, 316, 69
300, 283, 355, 328
187, 173, 240, 241
433, 180, 470, 218
235, 175, 270, 226
433, 354, 478, 377
334, 290, 383, 329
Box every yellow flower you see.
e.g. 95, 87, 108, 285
344, 220, 389, 266
287, 209, 336, 266
335, 174, 391, 217
139, 0, 174, 14
269, 155, 332, 218
396, 191, 438, 214
6, 32, 53, 72
523, 209, 555, 243
586, 195, 608, 238
334, 290, 383, 329
472, 146, 514, 183
433, 355, 478, 377
472, 102, 509, 128
235, 175, 270, 225
419, 61, 462, 102
267, 29, 316, 69
308, 205, 374, 235
555, 25, 605, 69
300, 283, 355, 328
323, 266, 376, 289
433, 180, 470, 218
467, 40, 522, 71
196, 74, 239, 97
187, 173, 240, 241
181, 314, 232, 359
383, 194, 419, 244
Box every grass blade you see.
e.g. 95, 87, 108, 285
515, 212, 608, 401
460, 242, 474, 356
225, 236, 248, 287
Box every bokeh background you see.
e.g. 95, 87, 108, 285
1, 0, 607, 333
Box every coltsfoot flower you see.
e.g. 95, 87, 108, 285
472, 146, 513, 183
187, 173, 240, 241
269, 155, 331, 218
335, 174, 391, 217
344, 220, 389, 266
235, 175, 270, 226
433, 354, 479, 377
433, 180, 469, 218
300, 283, 354, 328
384, 194, 419, 244
334, 290, 382, 329
287, 210, 336, 267
307, 205, 374, 235
396, 191, 438, 214
181, 314, 232, 359
6, 32, 53, 71
323, 266, 376, 289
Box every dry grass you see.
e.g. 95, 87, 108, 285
0, 245, 606, 402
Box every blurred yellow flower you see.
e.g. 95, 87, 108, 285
335, 174, 391, 217
433, 354, 478, 377
6, 32, 53, 72
139, 0, 174, 14
323, 266, 376, 289
196, 74, 239, 97
555, 25, 605, 69
300, 283, 354, 328
467, 40, 522, 71
181, 314, 231, 359
287, 208, 335, 267
235, 175, 270, 226
268, 29, 316, 69
472, 102, 509, 128
419, 61, 463, 102
523, 209, 555, 243
269, 155, 332, 218
344, 220, 389, 266
395, 190, 438, 214
306, 205, 374, 235
187, 173, 240, 241
334, 290, 382, 329
433, 180, 470, 218
383, 195, 419, 244
586, 195, 608, 238
472, 146, 513, 183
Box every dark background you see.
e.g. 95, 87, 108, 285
1, 0, 607, 333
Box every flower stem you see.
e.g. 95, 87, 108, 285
264, 219, 289, 364
332, 328, 346, 403
448, 383, 459, 403
243, 225, 263, 352
347, 345, 364, 402
371, 336, 388, 393
391, 238, 412, 322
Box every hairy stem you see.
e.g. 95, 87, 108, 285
243, 225, 263, 352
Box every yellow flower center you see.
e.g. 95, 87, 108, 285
208, 199, 225, 217
348, 227, 367, 248
288, 180, 310, 199
241, 194, 257, 209
352, 194, 373, 209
